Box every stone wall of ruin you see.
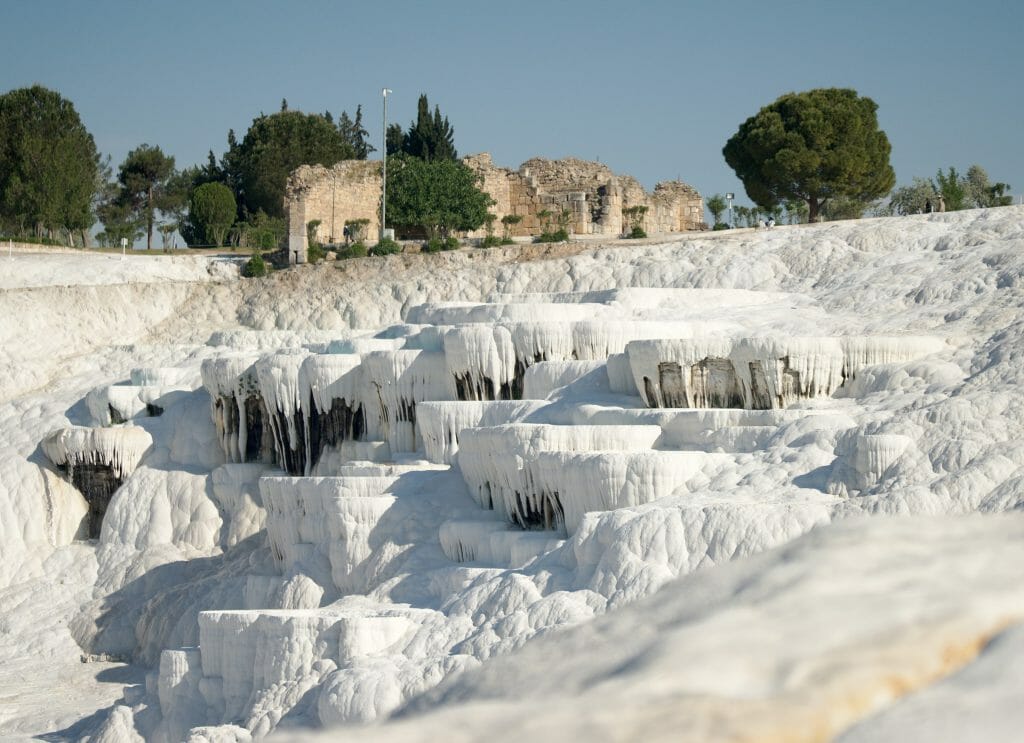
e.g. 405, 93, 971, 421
461, 154, 705, 239
286, 154, 703, 256
286, 161, 382, 262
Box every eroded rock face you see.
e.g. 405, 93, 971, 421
41, 426, 153, 538
629, 336, 946, 410
201, 355, 275, 466
307, 399, 364, 470
66, 464, 122, 537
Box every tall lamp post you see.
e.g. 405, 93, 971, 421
381, 87, 392, 241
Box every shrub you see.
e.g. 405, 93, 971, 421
242, 252, 268, 277
483, 212, 497, 240
500, 214, 523, 240
306, 219, 322, 248
622, 205, 649, 238
535, 229, 569, 244
423, 238, 444, 253
500, 236, 515, 245
479, 235, 503, 248
370, 238, 401, 256
337, 242, 368, 259
444, 236, 459, 251
712, 223, 731, 231
307, 242, 326, 263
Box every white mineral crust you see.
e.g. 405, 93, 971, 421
4, 209, 1024, 741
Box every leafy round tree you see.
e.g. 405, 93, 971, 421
386, 155, 491, 239
0, 85, 99, 242
723, 88, 895, 222
225, 110, 355, 219
186, 182, 236, 247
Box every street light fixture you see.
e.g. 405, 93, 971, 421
381, 88, 393, 241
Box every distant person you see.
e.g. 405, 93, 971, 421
925, 199, 933, 214
767, 218, 775, 229
938, 194, 946, 212
343, 224, 351, 244
758, 219, 767, 230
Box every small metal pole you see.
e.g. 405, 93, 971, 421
381, 87, 392, 240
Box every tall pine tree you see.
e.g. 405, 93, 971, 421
116, 144, 179, 250
401, 94, 457, 161
337, 105, 374, 160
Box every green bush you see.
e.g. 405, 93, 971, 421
369, 238, 401, 256
336, 242, 368, 260
444, 236, 459, 251
500, 236, 515, 245
535, 229, 569, 244
307, 242, 326, 263
479, 235, 503, 248
242, 252, 268, 277
627, 226, 647, 239
423, 238, 444, 253
712, 223, 731, 231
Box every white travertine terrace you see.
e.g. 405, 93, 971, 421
522, 360, 605, 399
360, 350, 455, 452
129, 367, 199, 388
261, 475, 402, 594
554, 405, 818, 451
827, 432, 916, 496
6, 209, 1024, 741
839, 335, 948, 379
200, 353, 268, 464
628, 335, 946, 409
85, 384, 150, 426
443, 320, 703, 401
605, 352, 638, 394
197, 609, 344, 729
299, 354, 364, 417
440, 519, 565, 566
405, 301, 616, 325
256, 350, 312, 474
442, 325, 519, 400
41, 424, 153, 480
416, 400, 545, 464
457, 424, 663, 529
534, 450, 728, 534
299, 353, 367, 473
84, 366, 199, 427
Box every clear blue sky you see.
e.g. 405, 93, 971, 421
2, 0, 1021, 209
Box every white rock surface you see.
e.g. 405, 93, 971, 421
4, 209, 1024, 741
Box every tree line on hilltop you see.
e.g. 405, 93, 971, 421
0, 85, 1014, 253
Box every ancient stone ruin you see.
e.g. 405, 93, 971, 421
285, 154, 705, 262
